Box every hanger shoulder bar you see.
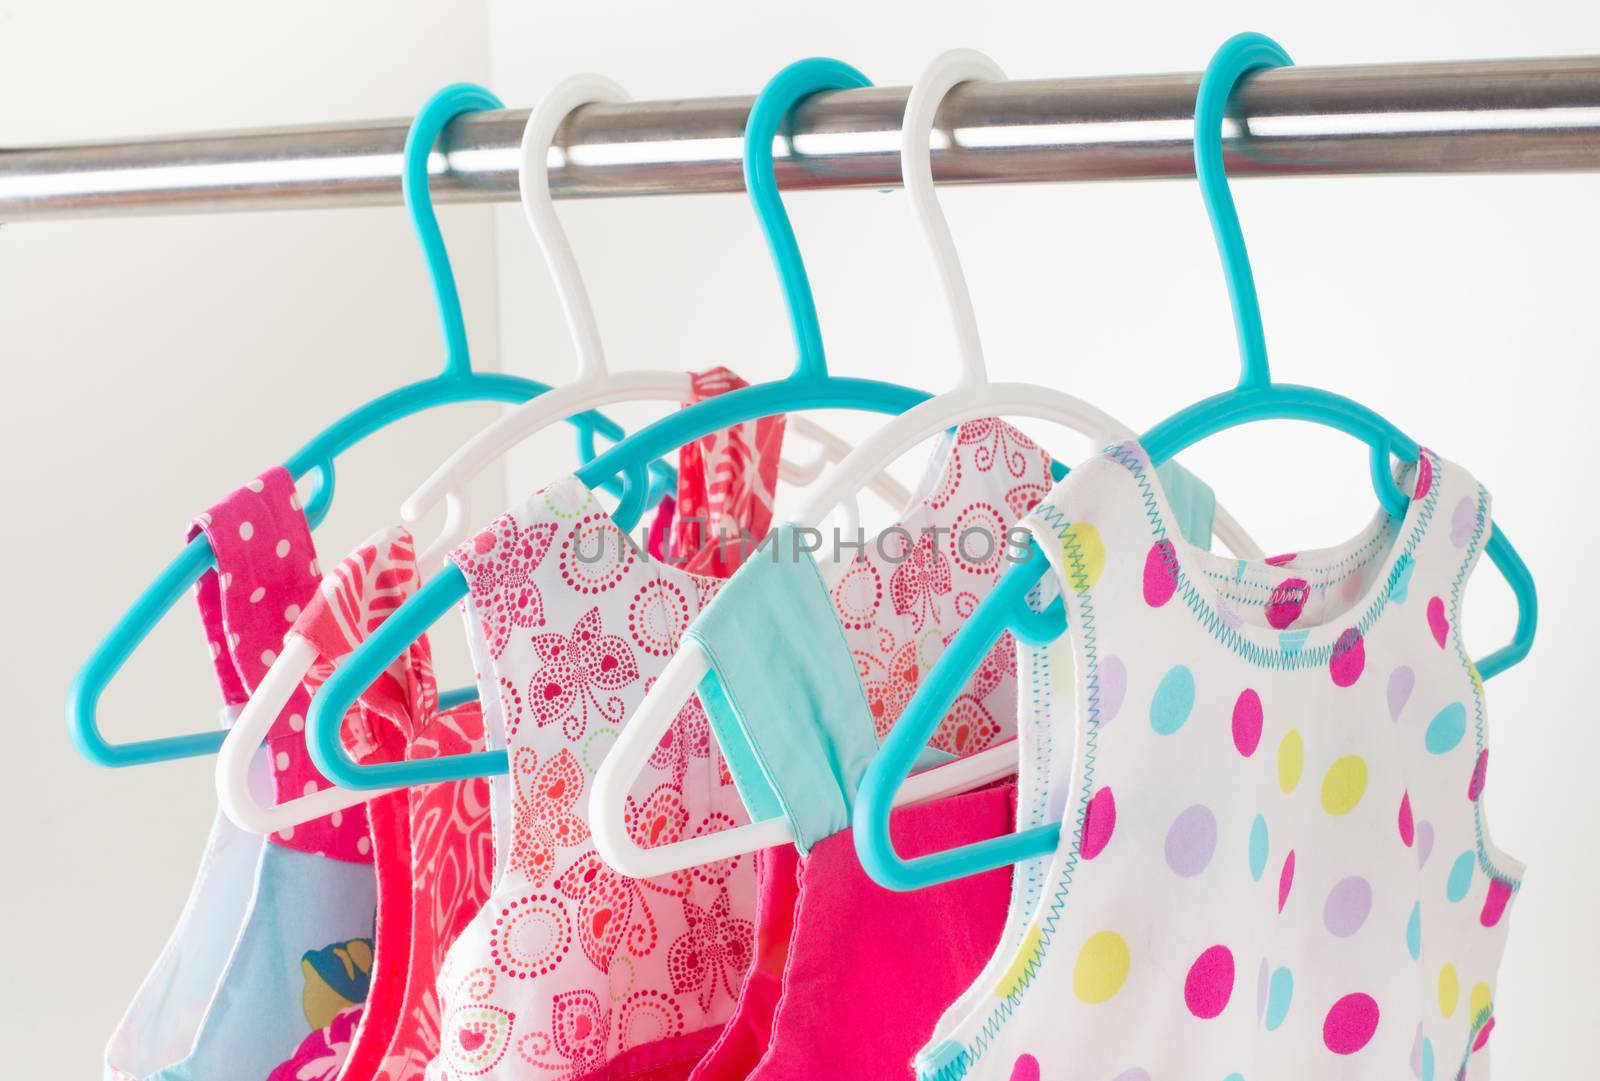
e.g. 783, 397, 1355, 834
7, 56, 1600, 222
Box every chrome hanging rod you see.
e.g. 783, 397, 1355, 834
4, 56, 1600, 223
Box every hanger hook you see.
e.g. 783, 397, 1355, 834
521, 76, 628, 384
903, 49, 1003, 388
1194, 33, 1292, 391
745, 58, 872, 381
405, 83, 505, 379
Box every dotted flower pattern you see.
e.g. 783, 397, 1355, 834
832, 419, 1055, 756
428, 477, 754, 1080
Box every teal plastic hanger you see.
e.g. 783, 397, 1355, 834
68, 82, 671, 769
303, 57, 947, 791
852, 32, 1538, 893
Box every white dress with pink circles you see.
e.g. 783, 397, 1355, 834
918, 442, 1522, 1081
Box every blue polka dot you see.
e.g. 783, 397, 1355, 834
1150, 665, 1196, 734
1425, 702, 1467, 755
1223, 1075, 1245, 1081
1248, 815, 1269, 882
1264, 966, 1293, 1031
1406, 901, 1422, 960
1421, 1037, 1435, 1081
1447, 850, 1475, 902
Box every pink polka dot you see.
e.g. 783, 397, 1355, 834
1473, 1016, 1496, 1051
1265, 552, 1297, 566
1323, 992, 1380, 1054
1278, 850, 1295, 913
1330, 628, 1365, 687
1143, 540, 1179, 607
1398, 791, 1415, 847
1480, 877, 1512, 928
1413, 454, 1433, 501
1266, 577, 1309, 630
1427, 596, 1450, 649
1232, 689, 1263, 757
1184, 945, 1235, 1019
1009, 1054, 1040, 1081
1467, 749, 1488, 801
1081, 786, 1117, 860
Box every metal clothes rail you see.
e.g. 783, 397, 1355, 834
3, 56, 1600, 222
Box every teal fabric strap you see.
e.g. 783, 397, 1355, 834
688, 470, 1212, 855
687, 525, 882, 853
1156, 459, 1218, 548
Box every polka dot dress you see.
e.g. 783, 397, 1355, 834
916, 442, 1522, 1081
189, 466, 371, 861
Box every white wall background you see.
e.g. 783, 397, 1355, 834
2, 0, 1597, 1075
0, 2, 506, 1073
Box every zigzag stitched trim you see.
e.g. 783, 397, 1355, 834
1447, 485, 1524, 895
1104, 441, 1440, 671
921, 510, 1104, 1081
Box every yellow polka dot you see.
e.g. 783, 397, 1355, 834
1320, 755, 1369, 816
996, 924, 1044, 999
1468, 660, 1485, 699
1278, 729, 1304, 794
1072, 930, 1130, 1004
1060, 522, 1106, 594
1469, 982, 1493, 1023
1439, 963, 1459, 1018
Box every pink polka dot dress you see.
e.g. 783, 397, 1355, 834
917, 442, 1522, 1081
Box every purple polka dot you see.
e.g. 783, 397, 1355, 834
1415, 821, 1435, 868
1323, 992, 1380, 1054
1184, 945, 1235, 1019
1009, 1054, 1040, 1081
1468, 749, 1488, 801
1232, 689, 1263, 757
1143, 540, 1180, 607
1450, 496, 1476, 547
1398, 791, 1415, 847
1266, 577, 1309, 629
1165, 804, 1218, 877
1279, 850, 1296, 913
1331, 628, 1365, 687
1323, 876, 1374, 937
1098, 656, 1128, 725
1387, 666, 1414, 721
1110, 1070, 1151, 1081
1082, 786, 1117, 860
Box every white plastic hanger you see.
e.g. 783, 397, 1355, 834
402, 74, 905, 570
591, 50, 1265, 878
